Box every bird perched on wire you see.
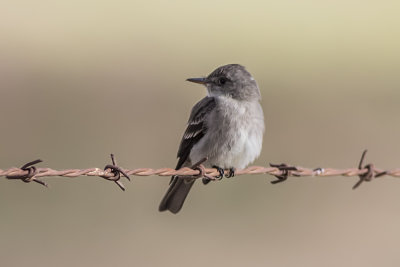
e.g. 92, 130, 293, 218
159, 64, 265, 214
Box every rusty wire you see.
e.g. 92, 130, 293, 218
1, 151, 399, 190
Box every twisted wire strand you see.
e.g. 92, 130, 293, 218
1, 151, 399, 190
2, 165, 400, 179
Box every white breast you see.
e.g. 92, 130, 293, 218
190, 97, 265, 169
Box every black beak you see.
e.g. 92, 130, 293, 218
186, 77, 207, 84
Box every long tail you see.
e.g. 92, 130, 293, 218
159, 176, 195, 214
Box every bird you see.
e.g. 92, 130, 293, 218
159, 64, 265, 214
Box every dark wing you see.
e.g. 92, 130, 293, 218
175, 96, 216, 170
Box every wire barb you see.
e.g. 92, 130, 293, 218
353, 150, 374, 190
269, 163, 298, 184
101, 154, 131, 191
6, 159, 47, 187
175, 157, 211, 182
190, 157, 208, 179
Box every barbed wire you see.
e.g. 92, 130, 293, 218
1, 151, 398, 190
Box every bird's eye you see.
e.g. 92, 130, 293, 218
217, 77, 227, 86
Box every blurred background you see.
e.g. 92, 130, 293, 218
1, 0, 400, 266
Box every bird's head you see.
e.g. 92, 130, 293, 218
187, 64, 261, 101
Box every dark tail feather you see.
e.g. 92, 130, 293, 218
159, 176, 195, 214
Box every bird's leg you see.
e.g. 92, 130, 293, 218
212, 165, 225, 180
225, 168, 235, 178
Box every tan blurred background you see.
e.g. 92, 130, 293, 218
1, 0, 400, 266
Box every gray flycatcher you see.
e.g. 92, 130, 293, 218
159, 64, 265, 213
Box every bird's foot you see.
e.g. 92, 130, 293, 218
212, 165, 225, 180
269, 163, 297, 184
202, 167, 222, 184
202, 166, 232, 185
225, 168, 235, 178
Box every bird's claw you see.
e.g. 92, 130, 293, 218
212, 165, 224, 180
225, 168, 235, 178
203, 166, 235, 184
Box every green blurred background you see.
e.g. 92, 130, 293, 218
1, 0, 400, 266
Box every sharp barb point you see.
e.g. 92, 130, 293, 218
115, 181, 125, 191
